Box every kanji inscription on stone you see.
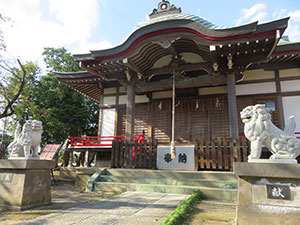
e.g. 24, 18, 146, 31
266, 184, 291, 200
2, 173, 13, 183
157, 145, 195, 170
178, 153, 187, 163
164, 153, 172, 163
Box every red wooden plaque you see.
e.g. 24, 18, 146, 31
40, 144, 61, 160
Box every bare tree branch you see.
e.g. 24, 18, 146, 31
0, 59, 27, 119
0, 62, 14, 73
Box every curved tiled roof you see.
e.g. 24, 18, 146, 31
73, 1, 288, 64
137, 13, 220, 30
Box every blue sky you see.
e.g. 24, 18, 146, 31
1, 0, 300, 66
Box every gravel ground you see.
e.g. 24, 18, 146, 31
188, 200, 236, 225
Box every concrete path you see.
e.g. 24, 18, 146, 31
17, 192, 190, 225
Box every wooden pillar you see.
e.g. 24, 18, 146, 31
125, 83, 135, 142
227, 73, 239, 141
96, 85, 104, 167
114, 86, 120, 136
275, 70, 285, 129
97, 86, 104, 136
147, 101, 153, 140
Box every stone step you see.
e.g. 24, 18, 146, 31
94, 182, 237, 201
103, 169, 237, 181
99, 175, 237, 189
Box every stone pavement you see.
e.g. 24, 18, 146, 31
17, 191, 190, 225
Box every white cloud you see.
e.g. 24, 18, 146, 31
0, 0, 106, 69
236, 4, 300, 41
49, 0, 100, 43
72, 40, 113, 55
285, 24, 300, 42
284, 10, 300, 42
288, 10, 300, 22
273, 9, 287, 19
236, 3, 267, 25
1, 0, 41, 23
271, 9, 300, 42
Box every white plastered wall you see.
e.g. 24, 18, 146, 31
236, 82, 276, 96
103, 94, 149, 106
119, 95, 149, 104
281, 80, 300, 92
242, 69, 274, 81
100, 108, 115, 136
282, 96, 300, 133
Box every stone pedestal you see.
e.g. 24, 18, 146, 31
234, 162, 300, 225
0, 159, 55, 210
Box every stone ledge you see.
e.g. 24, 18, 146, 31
233, 162, 300, 179
0, 159, 55, 169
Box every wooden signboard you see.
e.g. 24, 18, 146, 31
40, 144, 61, 160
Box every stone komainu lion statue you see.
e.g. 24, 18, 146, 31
7, 120, 43, 159
240, 104, 300, 160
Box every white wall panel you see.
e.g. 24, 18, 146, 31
119, 95, 149, 104
100, 108, 115, 136
279, 69, 300, 78
152, 91, 172, 99
243, 69, 274, 81
281, 80, 300, 92
236, 82, 276, 96
283, 96, 300, 133
103, 96, 116, 106
103, 88, 116, 94
135, 95, 149, 103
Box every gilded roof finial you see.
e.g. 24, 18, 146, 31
149, 1, 181, 19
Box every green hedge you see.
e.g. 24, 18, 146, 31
161, 190, 204, 225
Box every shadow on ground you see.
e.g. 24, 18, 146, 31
0, 174, 115, 225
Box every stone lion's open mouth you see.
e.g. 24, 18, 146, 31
243, 116, 251, 120
241, 116, 252, 122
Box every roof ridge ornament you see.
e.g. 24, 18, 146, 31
149, 0, 181, 19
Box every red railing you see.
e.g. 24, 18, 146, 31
68, 134, 145, 148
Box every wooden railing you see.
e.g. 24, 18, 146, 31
195, 137, 250, 171
111, 137, 249, 170
111, 138, 157, 169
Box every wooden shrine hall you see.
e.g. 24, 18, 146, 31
56, 1, 300, 170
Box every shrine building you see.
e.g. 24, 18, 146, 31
56, 1, 300, 171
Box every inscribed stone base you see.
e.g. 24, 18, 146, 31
0, 159, 55, 210
234, 162, 300, 225
157, 145, 196, 170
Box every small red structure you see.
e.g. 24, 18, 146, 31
68, 134, 145, 148
65, 134, 145, 167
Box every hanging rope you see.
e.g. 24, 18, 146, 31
171, 68, 176, 159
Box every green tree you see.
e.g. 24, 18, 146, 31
14, 47, 99, 144
0, 60, 39, 119
0, 12, 33, 120
43, 47, 82, 72
11, 62, 40, 122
